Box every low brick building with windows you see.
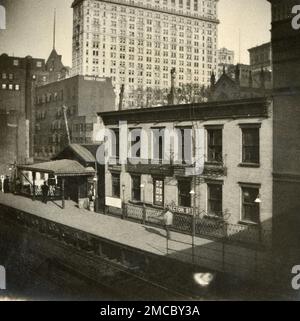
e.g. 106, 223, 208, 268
99, 97, 274, 243
34, 75, 116, 161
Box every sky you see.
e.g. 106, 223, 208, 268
0, 0, 271, 66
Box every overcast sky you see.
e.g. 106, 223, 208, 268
0, 0, 271, 66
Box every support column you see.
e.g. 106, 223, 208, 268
61, 177, 65, 209
32, 172, 36, 201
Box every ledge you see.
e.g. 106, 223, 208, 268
238, 220, 260, 227
239, 163, 260, 168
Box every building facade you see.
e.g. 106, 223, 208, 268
99, 98, 274, 240
268, 0, 300, 250
0, 54, 48, 174
34, 75, 116, 161
210, 64, 272, 101
248, 42, 272, 74
71, 0, 219, 108
217, 47, 235, 79
0, 45, 71, 173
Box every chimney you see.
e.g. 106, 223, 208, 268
210, 71, 216, 88
119, 84, 124, 111
260, 67, 266, 92
168, 68, 176, 105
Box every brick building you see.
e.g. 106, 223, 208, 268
34, 75, 116, 161
268, 0, 300, 250
0, 41, 70, 173
99, 97, 274, 239
0, 54, 48, 174
95, 0, 300, 252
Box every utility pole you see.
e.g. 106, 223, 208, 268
62, 105, 71, 145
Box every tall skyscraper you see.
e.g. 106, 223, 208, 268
71, 0, 219, 109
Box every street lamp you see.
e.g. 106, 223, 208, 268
190, 189, 196, 264
140, 184, 146, 224
255, 194, 262, 243
140, 184, 145, 201
255, 194, 262, 203
93, 175, 98, 213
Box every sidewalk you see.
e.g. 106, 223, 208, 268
0, 193, 201, 256
0, 193, 274, 276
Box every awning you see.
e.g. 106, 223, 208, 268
18, 159, 95, 177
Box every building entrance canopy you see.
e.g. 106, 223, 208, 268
17, 160, 95, 209
18, 159, 95, 177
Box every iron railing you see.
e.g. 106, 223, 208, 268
113, 203, 272, 248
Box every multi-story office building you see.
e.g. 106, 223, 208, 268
0, 43, 70, 173
248, 42, 272, 74
217, 47, 234, 79
34, 75, 116, 161
0, 54, 48, 174
71, 0, 219, 108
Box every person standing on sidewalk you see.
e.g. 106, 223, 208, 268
3, 176, 10, 193
163, 209, 174, 239
41, 181, 50, 204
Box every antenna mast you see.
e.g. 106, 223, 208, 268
62, 105, 71, 145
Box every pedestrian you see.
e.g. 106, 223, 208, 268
41, 181, 50, 204
163, 209, 174, 240
3, 176, 10, 193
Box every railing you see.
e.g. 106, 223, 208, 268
119, 203, 272, 248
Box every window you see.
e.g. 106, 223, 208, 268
241, 185, 260, 224
111, 173, 120, 198
241, 124, 260, 164
152, 128, 165, 162
177, 127, 192, 164
207, 127, 223, 162
153, 178, 164, 207
13, 60, 19, 66
15, 84, 20, 91
178, 179, 191, 207
207, 183, 223, 217
131, 175, 141, 202
1, 84, 6, 90
111, 129, 120, 160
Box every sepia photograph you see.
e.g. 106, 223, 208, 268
0, 0, 300, 306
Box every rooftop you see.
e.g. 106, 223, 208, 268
99, 97, 270, 125
18, 159, 95, 177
